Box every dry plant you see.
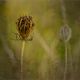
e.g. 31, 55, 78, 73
16, 15, 34, 80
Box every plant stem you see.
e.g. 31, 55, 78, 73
21, 41, 25, 80
63, 42, 68, 80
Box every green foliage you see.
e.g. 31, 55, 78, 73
56, 41, 65, 60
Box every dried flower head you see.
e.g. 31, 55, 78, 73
16, 15, 34, 40
59, 24, 72, 42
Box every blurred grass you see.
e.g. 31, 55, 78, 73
0, 0, 80, 80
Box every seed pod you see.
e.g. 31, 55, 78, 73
16, 15, 34, 40
59, 24, 72, 42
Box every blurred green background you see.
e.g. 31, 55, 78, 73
0, 0, 80, 80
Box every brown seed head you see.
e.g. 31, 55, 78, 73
16, 16, 34, 40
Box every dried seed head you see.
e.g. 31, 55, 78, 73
59, 24, 72, 42
16, 15, 34, 40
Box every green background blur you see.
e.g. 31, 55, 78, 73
0, 0, 80, 80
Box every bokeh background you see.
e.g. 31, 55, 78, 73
0, 0, 80, 80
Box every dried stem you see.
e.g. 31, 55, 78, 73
34, 29, 55, 61
20, 41, 25, 80
63, 42, 68, 80
0, 34, 17, 64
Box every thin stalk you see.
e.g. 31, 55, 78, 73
60, 0, 67, 25
63, 42, 68, 80
21, 41, 25, 80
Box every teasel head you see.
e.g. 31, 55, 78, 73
16, 15, 35, 41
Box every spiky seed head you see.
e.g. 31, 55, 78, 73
16, 15, 34, 40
